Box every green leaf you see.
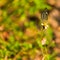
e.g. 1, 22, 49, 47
22, 43, 32, 50
8, 35, 15, 44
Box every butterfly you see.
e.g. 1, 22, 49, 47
41, 8, 49, 29
41, 8, 49, 20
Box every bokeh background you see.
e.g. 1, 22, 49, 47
0, 0, 60, 60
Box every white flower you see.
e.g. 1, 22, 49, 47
45, 25, 49, 29
41, 38, 46, 45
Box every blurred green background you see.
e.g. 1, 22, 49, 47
0, 0, 56, 60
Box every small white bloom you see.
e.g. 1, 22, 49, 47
45, 25, 49, 29
41, 38, 46, 45
41, 23, 44, 25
